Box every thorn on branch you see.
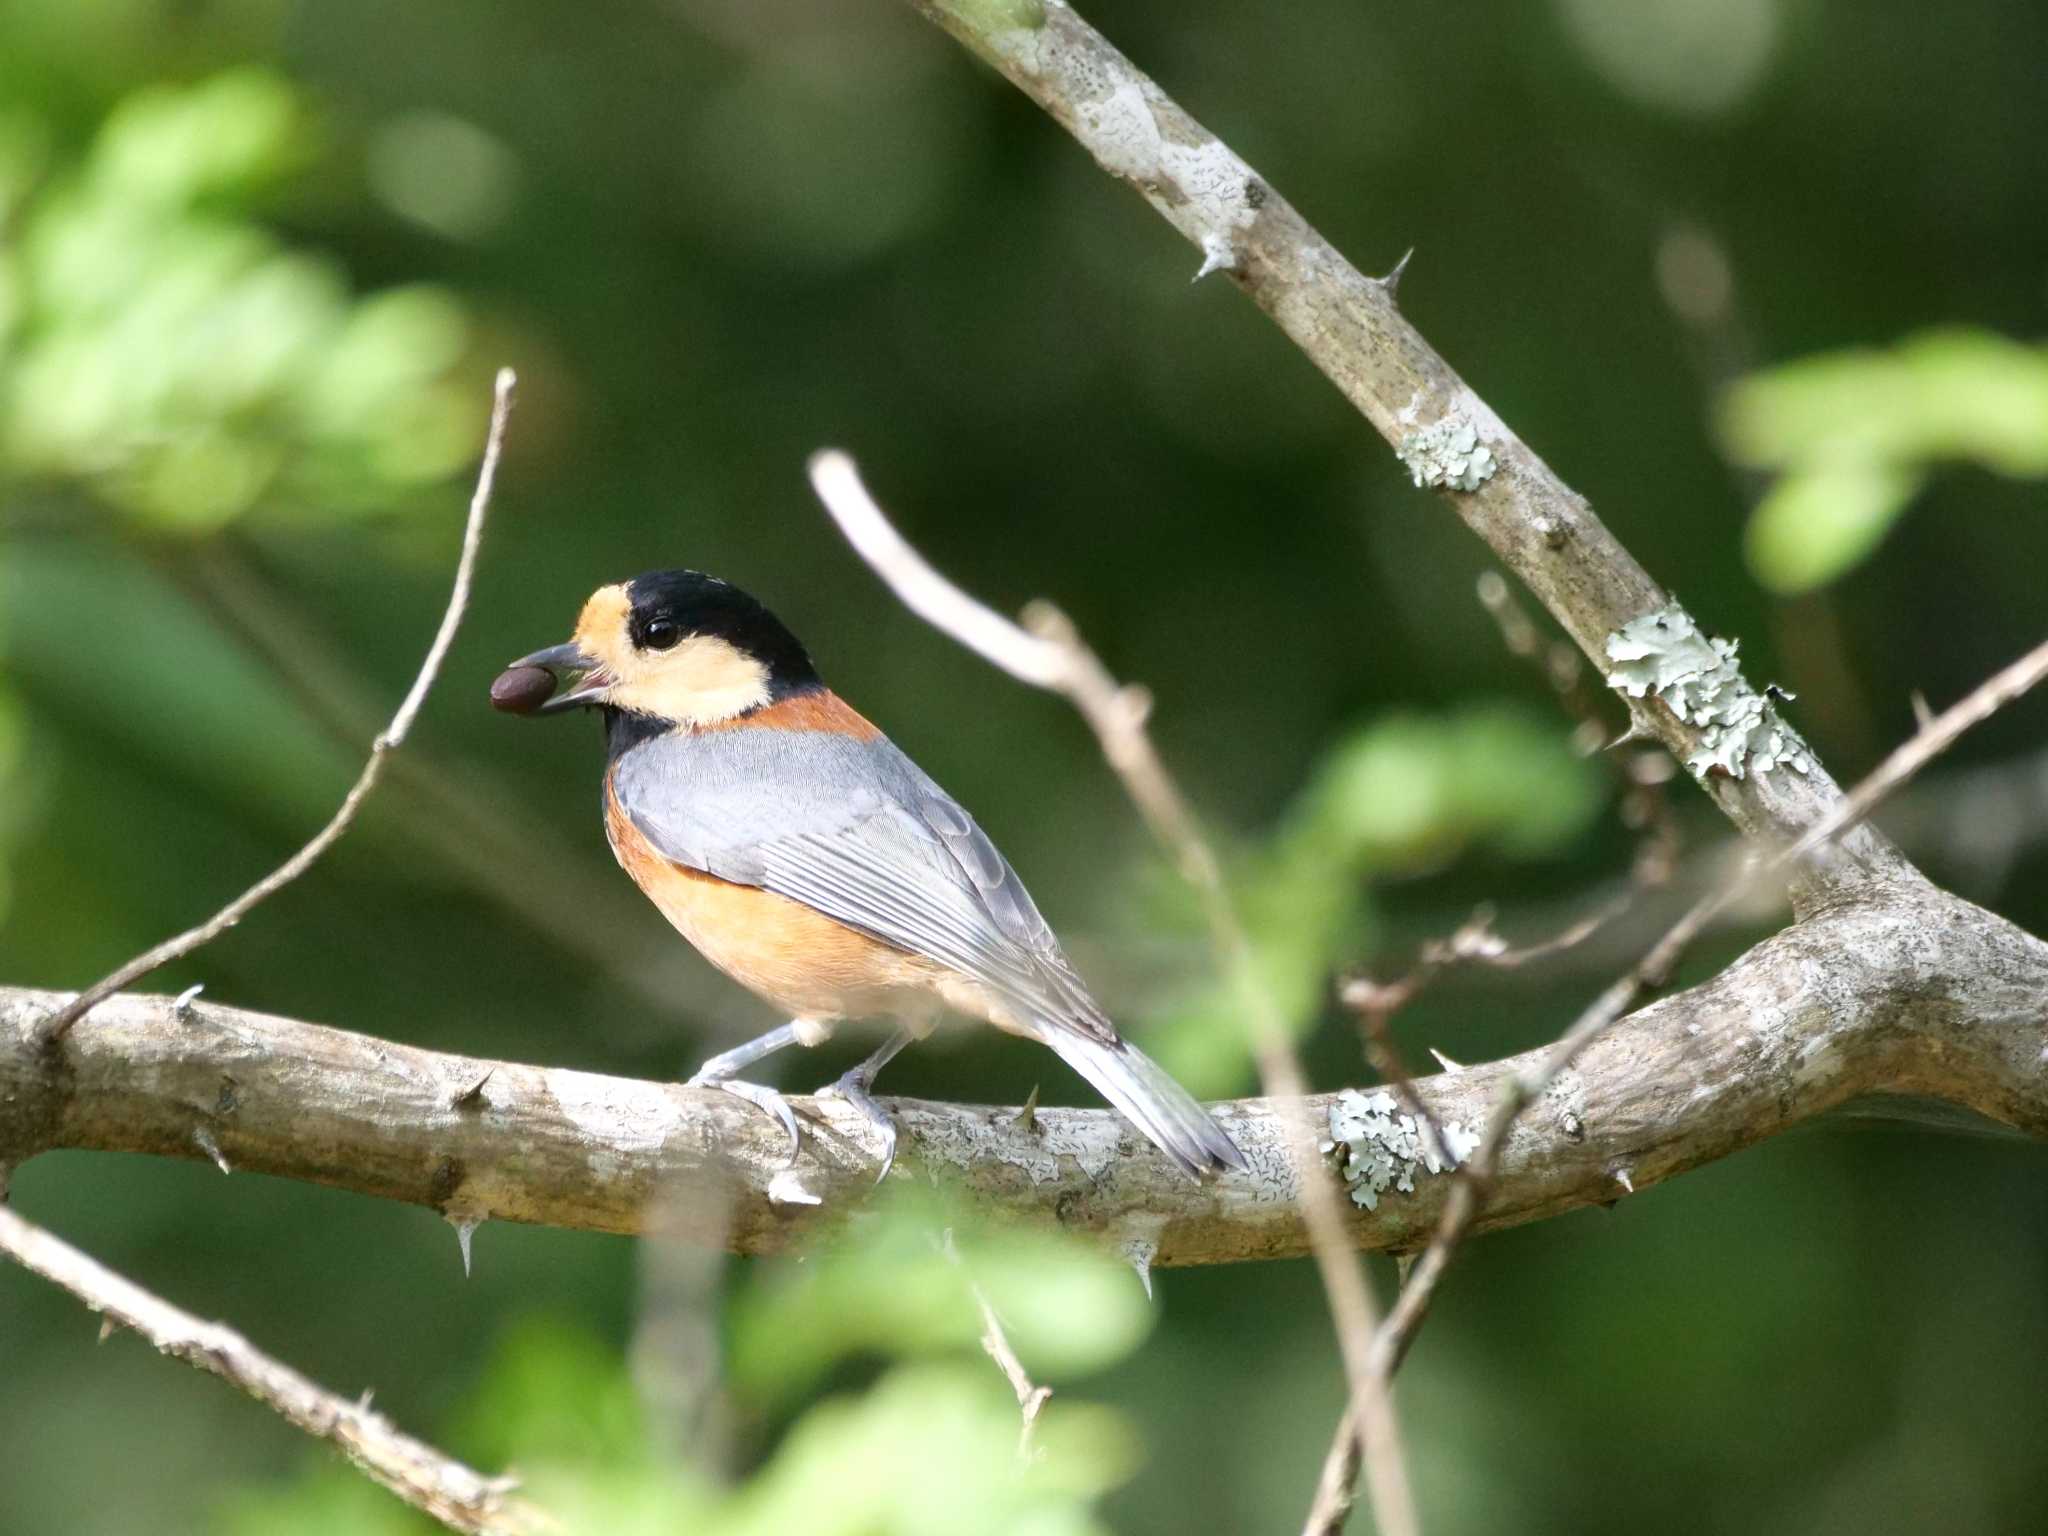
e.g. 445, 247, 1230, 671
445, 1208, 484, 1279
192, 1126, 231, 1176
1376, 247, 1414, 298
450, 1068, 495, 1111
1192, 231, 1240, 282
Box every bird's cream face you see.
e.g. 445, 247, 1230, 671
516, 583, 773, 726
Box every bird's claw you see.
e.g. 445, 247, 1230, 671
820, 1069, 900, 1183
689, 1074, 801, 1167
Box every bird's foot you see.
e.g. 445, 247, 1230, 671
686, 1072, 801, 1167
819, 1068, 900, 1183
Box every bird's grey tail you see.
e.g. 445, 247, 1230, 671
1040, 1028, 1247, 1178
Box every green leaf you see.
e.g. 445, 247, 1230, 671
1723, 327, 2048, 589
1744, 461, 1924, 594
1284, 705, 1604, 870
92, 69, 305, 206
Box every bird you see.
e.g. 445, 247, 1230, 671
493, 568, 1245, 1181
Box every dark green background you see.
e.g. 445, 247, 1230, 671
4, 0, 2045, 1531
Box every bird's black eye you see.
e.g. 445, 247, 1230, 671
640, 618, 682, 651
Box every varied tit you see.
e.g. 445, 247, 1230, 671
494, 569, 1245, 1180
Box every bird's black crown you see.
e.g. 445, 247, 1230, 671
624, 569, 821, 693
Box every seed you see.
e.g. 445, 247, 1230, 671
489, 664, 557, 714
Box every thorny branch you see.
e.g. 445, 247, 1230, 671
0, 1206, 545, 1536
808, 449, 1418, 1536
34, 369, 519, 1048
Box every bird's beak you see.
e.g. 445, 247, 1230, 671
512, 641, 612, 714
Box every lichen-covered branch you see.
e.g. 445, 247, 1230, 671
902, 0, 1911, 896
7, 884, 2040, 1263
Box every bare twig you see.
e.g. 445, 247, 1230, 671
158, 538, 680, 1012
1341, 901, 1636, 1178
0, 1204, 545, 1535
1304, 1411, 1364, 1536
809, 449, 1418, 1536
978, 1291, 1053, 1459
1786, 633, 2048, 867
1338, 572, 1681, 1178
941, 1232, 1053, 1459
35, 370, 517, 1047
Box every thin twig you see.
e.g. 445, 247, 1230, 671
941, 1231, 1053, 1459
36, 369, 517, 1047
1338, 573, 1682, 1184
157, 538, 677, 1011
975, 1286, 1053, 1460
1335, 573, 1684, 1173
0, 1204, 545, 1535
809, 449, 1419, 1536
1785, 633, 2048, 867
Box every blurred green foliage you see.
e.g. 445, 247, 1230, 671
729, 1189, 1153, 1404
4, 0, 2047, 1533
1726, 329, 2048, 593
218, 1196, 1144, 1536
0, 69, 479, 531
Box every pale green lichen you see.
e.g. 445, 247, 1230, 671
1397, 419, 1498, 492
1604, 604, 1813, 781
1323, 1089, 1481, 1211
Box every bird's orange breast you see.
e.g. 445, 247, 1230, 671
604, 781, 945, 1022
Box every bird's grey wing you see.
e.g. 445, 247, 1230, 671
610, 727, 1117, 1043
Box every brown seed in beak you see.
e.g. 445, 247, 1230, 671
489, 664, 558, 715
